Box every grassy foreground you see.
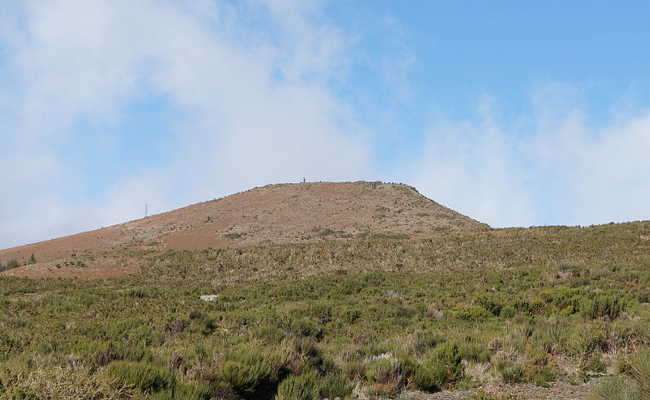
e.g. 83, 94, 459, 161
1, 222, 650, 399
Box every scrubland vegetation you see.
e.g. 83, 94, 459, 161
1, 222, 650, 399
0, 260, 20, 273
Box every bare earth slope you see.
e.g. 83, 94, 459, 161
0, 181, 487, 278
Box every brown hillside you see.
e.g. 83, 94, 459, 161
0, 181, 487, 278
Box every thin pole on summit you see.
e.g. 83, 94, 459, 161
145, 203, 148, 218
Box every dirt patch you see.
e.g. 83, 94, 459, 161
402, 380, 597, 399
1, 262, 138, 280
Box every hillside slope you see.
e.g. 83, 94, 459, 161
2, 221, 650, 398
0, 181, 487, 278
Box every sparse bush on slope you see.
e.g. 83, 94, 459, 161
107, 361, 175, 393
274, 372, 352, 400
0, 259, 20, 272
1, 222, 650, 398
591, 348, 650, 400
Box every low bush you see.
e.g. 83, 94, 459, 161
496, 360, 525, 384
107, 361, 175, 393
455, 307, 492, 321
459, 342, 491, 363
591, 377, 642, 400
213, 347, 288, 399
318, 374, 353, 399
0, 259, 20, 272
275, 374, 319, 400
4, 222, 650, 397
477, 296, 504, 317
581, 353, 607, 374
419, 342, 464, 388
365, 358, 402, 386
495, 359, 557, 387
411, 330, 444, 355
626, 349, 650, 397
274, 373, 352, 400
581, 293, 628, 320
411, 363, 443, 392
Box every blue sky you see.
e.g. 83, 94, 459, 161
1, 0, 650, 249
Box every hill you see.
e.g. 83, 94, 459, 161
0, 181, 487, 279
1, 221, 649, 399
3, 181, 648, 399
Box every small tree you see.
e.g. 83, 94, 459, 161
29, 254, 37, 264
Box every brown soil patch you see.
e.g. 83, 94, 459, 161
403, 379, 597, 399
1, 262, 138, 280
0, 181, 488, 279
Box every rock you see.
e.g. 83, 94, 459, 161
200, 295, 219, 302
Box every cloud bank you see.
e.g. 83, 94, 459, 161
0, 0, 371, 248
409, 93, 650, 227
1, 1, 650, 249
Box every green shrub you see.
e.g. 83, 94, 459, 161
541, 288, 628, 320
217, 361, 274, 397
477, 296, 503, 316
214, 347, 287, 399
495, 359, 557, 386
412, 330, 444, 355
1, 259, 20, 272
107, 361, 175, 393
365, 359, 401, 385
342, 361, 366, 381
526, 365, 558, 387
412, 364, 442, 392
93, 341, 153, 367
571, 325, 609, 355
626, 349, 650, 397
318, 374, 353, 399
496, 360, 525, 383
459, 342, 491, 363
287, 318, 324, 340
581, 353, 607, 374
153, 383, 211, 400
275, 374, 319, 400
581, 293, 628, 320
510, 299, 544, 315
288, 338, 331, 375
253, 324, 286, 345
455, 307, 492, 321
274, 373, 352, 400
591, 377, 642, 400
499, 305, 516, 318
420, 342, 463, 388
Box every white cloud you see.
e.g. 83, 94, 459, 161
1, 1, 650, 249
409, 90, 650, 227
0, 0, 371, 248
408, 97, 535, 228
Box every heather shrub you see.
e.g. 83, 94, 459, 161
317, 374, 353, 399
107, 361, 175, 393
591, 377, 642, 400
496, 360, 525, 383
275, 374, 319, 400
419, 342, 464, 388
213, 347, 288, 399
275, 373, 352, 400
